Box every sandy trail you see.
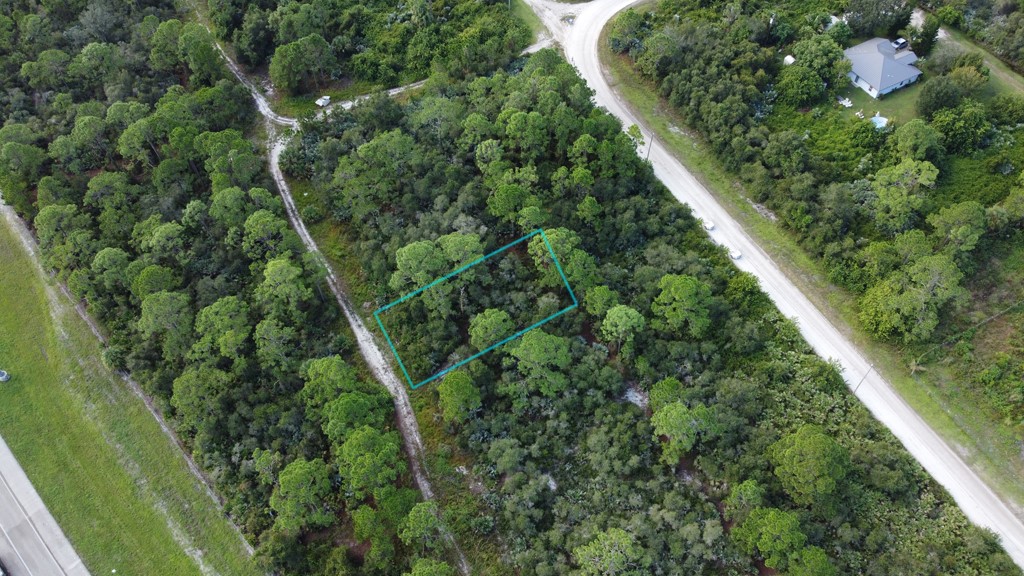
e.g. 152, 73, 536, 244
204, 15, 472, 571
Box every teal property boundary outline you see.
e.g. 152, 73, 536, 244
374, 229, 579, 390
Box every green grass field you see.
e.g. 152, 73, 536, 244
598, 22, 1024, 510
0, 216, 259, 576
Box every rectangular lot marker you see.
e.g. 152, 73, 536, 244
374, 229, 578, 390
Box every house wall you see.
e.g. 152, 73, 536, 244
878, 74, 920, 96
847, 72, 879, 98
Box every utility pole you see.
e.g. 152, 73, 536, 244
853, 363, 874, 394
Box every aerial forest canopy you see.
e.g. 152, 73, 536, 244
0, 0, 1021, 573
282, 50, 1020, 574
206, 0, 531, 94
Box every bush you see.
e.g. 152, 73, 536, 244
917, 75, 963, 119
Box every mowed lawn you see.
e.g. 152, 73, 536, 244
0, 218, 258, 575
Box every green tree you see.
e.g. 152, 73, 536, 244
233, 7, 273, 66
255, 256, 313, 323
651, 401, 716, 464
48, 115, 108, 172
390, 240, 447, 291
949, 66, 988, 94
469, 308, 513, 351
649, 376, 684, 413
926, 200, 986, 255
269, 34, 336, 94
724, 479, 765, 522
732, 507, 807, 570
437, 232, 483, 267
189, 295, 251, 364
171, 367, 230, 435
404, 559, 454, 576
270, 457, 334, 534
789, 546, 837, 576
600, 305, 645, 352
913, 15, 940, 56
860, 253, 966, 341
253, 317, 297, 373
769, 425, 848, 507
893, 119, 945, 164
871, 159, 939, 237
301, 355, 361, 414
508, 330, 572, 397
243, 210, 302, 263
138, 291, 193, 362
584, 286, 619, 318
846, 0, 911, 36
399, 501, 443, 551
931, 100, 991, 155
322, 392, 389, 446
178, 22, 226, 86
777, 65, 825, 107
917, 76, 963, 119
337, 426, 405, 500
790, 34, 850, 91
650, 274, 712, 338
527, 228, 598, 291
573, 527, 646, 575
150, 19, 182, 72
0, 140, 47, 216
437, 370, 481, 424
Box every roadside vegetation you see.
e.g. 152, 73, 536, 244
280, 49, 1019, 574
922, 0, 1024, 75
606, 0, 1024, 511
0, 216, 256, 575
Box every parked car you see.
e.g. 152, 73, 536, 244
0, 370, 9, 382
702, 219, 715, 231
891, 37, 908, 50
729, 248, 742, 260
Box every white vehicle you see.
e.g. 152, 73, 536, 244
729, 248, 742, 260
315, 95, 331, 107
0, 370, 9, 382
702, 219, 715, 231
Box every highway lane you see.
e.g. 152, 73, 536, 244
0, 435, 88, 576
520, 0, 1024, 567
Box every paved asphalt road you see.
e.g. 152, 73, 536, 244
0, 435, 88, 576
520, 0, 1024, 568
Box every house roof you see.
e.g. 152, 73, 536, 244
844, 38, 922, 92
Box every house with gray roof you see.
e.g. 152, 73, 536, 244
844, 38, 923, 98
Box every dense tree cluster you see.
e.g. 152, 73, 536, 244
283, 49, 1019, 574
206, 0, 530, 93
611, 0, 1024, 433
0, 1, 444, 574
